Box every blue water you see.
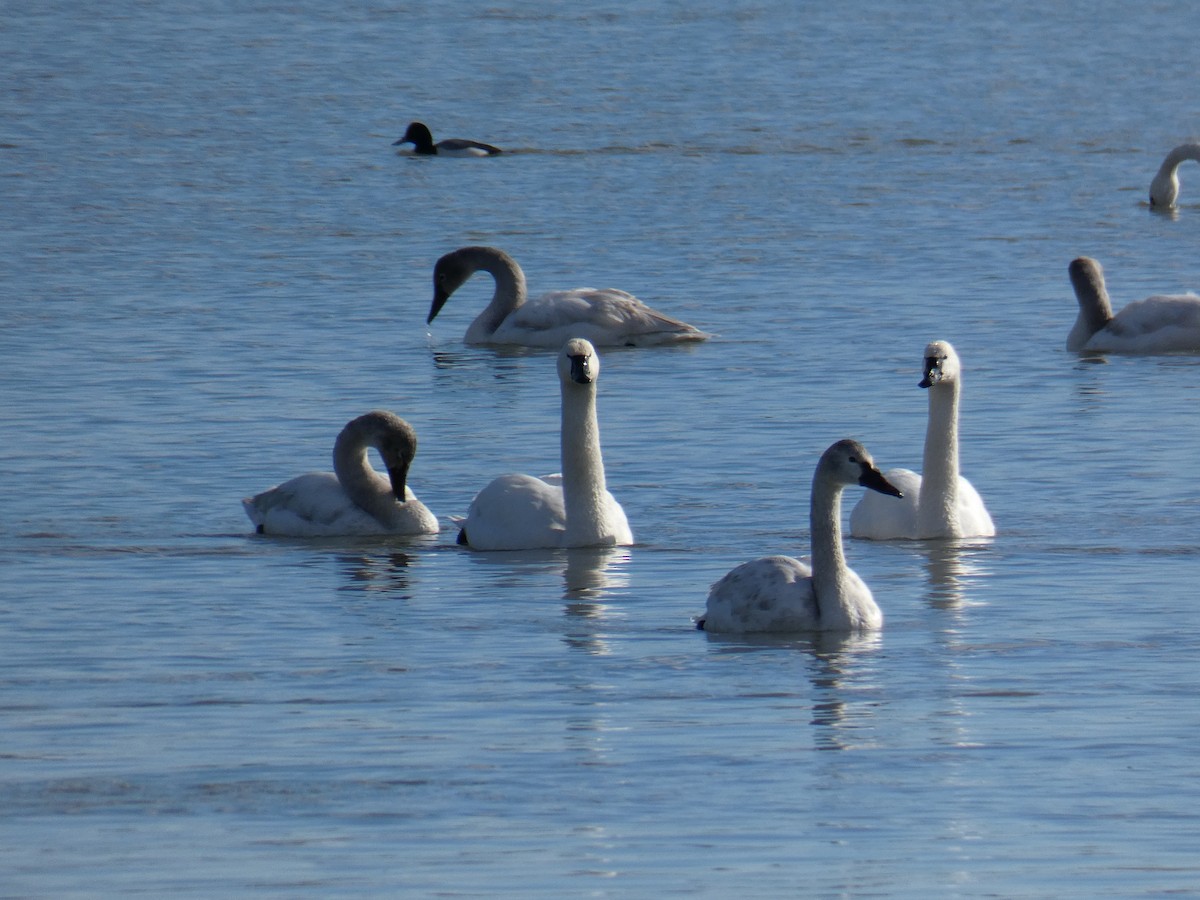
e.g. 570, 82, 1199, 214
6, 1, 1200, 895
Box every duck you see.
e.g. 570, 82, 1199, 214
698, 439, 902, 633
850, 341, 994, 540
1067, 256, 1200, 354
1149, 143, 1200, 208
426, 245, 710, 348
243, 411, 439, 537
455, 338, 634, 550
392, 121, 502, 157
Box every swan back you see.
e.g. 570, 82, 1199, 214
1150, 142, 1200, 208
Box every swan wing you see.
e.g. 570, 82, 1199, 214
459, 473, 567, 550
849, 468, 923, 540
495, 288, 708, 347
700, 555, 819, 633
1088, 294, 1200, 353
243, 472, 390, 536
953, 476, 995, 537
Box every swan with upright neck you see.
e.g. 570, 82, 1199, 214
392, 121, 502, 157
850, 341, 994, 540
698, 440, 901, 633
427, 246, 710, 348
1150, 143, 1200, 208
1067, 256, 1200, 354
243, 411, 439, 536
456, 338, 633, 550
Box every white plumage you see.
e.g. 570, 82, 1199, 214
850, 341, 995, 540
426, 246, 709, 348
456, 339, 633, 551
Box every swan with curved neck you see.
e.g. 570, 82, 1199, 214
1150, 143, 1200, 208
243, 411, 439, 536
392, 121, 501, 157
1067, 256, 1200, 354
456, 338, 633, 550
850, 341, 994, 540
427, 246, 710, 348
698, 440, 901, 633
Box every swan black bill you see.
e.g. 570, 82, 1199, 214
859, 466, 902, 498
387, 463, 411, 501
920, 357, 942, 388
428, 289, 449, 325
569, 353, 594, 384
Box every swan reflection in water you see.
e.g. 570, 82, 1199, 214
920, 539, 993, 611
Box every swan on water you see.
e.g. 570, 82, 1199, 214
850, 340, 995, 540
698, 439, 902, 633
455, 338, 634, 550
1067, 256, 1200, 354
243, 410, 439, 537
1149, 143, 1200, 208
426, 245, 710, 348
392, 121, 502, 157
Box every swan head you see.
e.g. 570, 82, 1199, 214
353, 410, 419, 501
393, 121, 434, 151
919, 340, 960, 389
821, 439, 902, 498
558, 337, 599, 386
1067, 256, 1115, 351
428, 248, 480, 324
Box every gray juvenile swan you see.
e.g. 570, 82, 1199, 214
1067, 256, 1200, 354
455, 338, 633, 550
427, 245, 710, 348
698, 440, 902, 634
392, 121, 501, 157
1150, 143, 1200, 208
243, 411, 439, 537
850, 341, 994, 540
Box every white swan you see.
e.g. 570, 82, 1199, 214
1067, 256, 1200, 354
427, 246, 710, 348
392, 121, 501, 157
1149, 142, 1200, 208
243, 411, 439, 537
850, 341, 995, 540
698, 440, 902, 633
456, 338, 634, 550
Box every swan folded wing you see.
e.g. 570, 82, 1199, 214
460, 473, 567, 550
1090, 294, 1200, 352
243, 472, 390, 536
502, 289, 706, 346
701, 555, 820, 633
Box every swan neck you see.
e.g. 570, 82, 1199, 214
809, 476, 850, 624
560, 382, 607, 543
1067, 263, 1114, 351
333, 427, 397, 526
919, 379, 961, 533
467, 248, 527, 338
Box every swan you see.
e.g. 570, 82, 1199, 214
698, 439, 902, 634
456, 338, 634, 550
243, 410, 439, 537
849, 341, 995, 540
1149, 143, 1200, 208
427, 245, 710, 348
1067, 256, 1200, 354
392, 121, 501, 157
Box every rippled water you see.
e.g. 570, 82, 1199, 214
6, 0, 1200, 895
